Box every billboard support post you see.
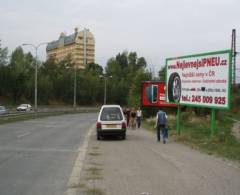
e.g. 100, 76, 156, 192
211, 109, 216, 137
177, 105, 181, 135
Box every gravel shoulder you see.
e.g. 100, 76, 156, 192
79, 127, 240, 195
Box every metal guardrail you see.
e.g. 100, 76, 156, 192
0, 107, 100, 118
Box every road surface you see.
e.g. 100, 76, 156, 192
0, 113, 97, 195
79, 127, 240, 195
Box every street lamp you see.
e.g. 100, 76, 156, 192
73, 65, 77, 110
22, 42, 48, 112
99, 75, 112, 105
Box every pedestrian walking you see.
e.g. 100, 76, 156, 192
130, 108, 137, 129
126, 108, 130, 127
155, 109, 168, 143
123, 107, 127, 120
136, 107, 142, 128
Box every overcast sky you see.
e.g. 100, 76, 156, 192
0, 0, 239, 74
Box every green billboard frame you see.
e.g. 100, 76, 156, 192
165, 49, 232, 109
165, 50, 232, 136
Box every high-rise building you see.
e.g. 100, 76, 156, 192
46, 27, 95, 69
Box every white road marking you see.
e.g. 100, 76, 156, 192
0, 147, 77, 153
64, 124, 94, 195
17, 132, 31, 138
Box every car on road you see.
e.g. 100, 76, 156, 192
0, 106, 7, 115
96, 105, 127, 140
17, 104, 32, 111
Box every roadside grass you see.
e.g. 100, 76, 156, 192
69, 182, 86, 189
79, 146, 105, 195
85, 167, 103, 180
143, 110, 240, 162
88, 151, 101, 156
84, 188, 105, 195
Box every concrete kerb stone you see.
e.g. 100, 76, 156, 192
64, 124, 95, 195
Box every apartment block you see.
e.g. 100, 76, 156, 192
46, 27, 95, 69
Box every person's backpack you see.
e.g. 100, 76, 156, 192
157, 111, 167, 125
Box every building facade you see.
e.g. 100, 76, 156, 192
46, 28, 95, 69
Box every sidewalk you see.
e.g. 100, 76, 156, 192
78, 127, 240, 195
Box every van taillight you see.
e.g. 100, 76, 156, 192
96, 122, 101, 129
122, 122, 126, 129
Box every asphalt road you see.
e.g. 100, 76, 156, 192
0, 113, 97, 195
79, 127, 240, 195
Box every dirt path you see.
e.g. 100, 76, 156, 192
78, 128, 240, 195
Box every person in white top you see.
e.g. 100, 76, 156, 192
136, 107, 142, 128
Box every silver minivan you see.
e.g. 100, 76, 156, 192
96, 105, 127, 140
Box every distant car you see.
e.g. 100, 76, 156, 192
96, 105, 127, 140
17, 104, 32, 111
0, 106, 7, 115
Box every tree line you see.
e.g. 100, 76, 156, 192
0, 43, 154, 107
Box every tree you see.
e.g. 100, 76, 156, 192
85, 63, 103, 75
116, 51, 128, 69
105, 51, 152, 106
128, 52, 137, 67
1, 46, 153, 107
105, 58, 122, 78
0, 42, 8, 66
136, 57, 147, 69
0, 41, 9, 96
0, 65, 10, 96
128, 69, 152, 106
158, 65, 166, 82
53, 55, 75, 102
8, 47, 34, 102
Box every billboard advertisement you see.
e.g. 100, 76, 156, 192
141, 81, 176, 107
166, 50, 231, 109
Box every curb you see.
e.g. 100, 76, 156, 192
64, 124, 95, 195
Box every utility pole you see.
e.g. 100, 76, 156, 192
73, 65, 77, 110
104, 77, 107, 105
83, 28, 87, 67
231, 29, 237, 92
99, 75, 112, 105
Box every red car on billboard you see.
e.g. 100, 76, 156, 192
141, 81, 176, 107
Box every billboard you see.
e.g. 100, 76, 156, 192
166, 50, 231, 109
141, 81, 176, 107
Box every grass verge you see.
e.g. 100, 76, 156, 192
84, 188, 105, 195
143, 110, 240, 162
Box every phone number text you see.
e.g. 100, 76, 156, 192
182, 95, 226, 105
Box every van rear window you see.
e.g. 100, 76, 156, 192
100, 107, 123, 121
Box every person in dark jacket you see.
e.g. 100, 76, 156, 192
130, 108, 137, 129
155, 109, 168, 143
126, 108, 130, 127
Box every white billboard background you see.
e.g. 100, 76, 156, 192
166, 51, 230, 109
